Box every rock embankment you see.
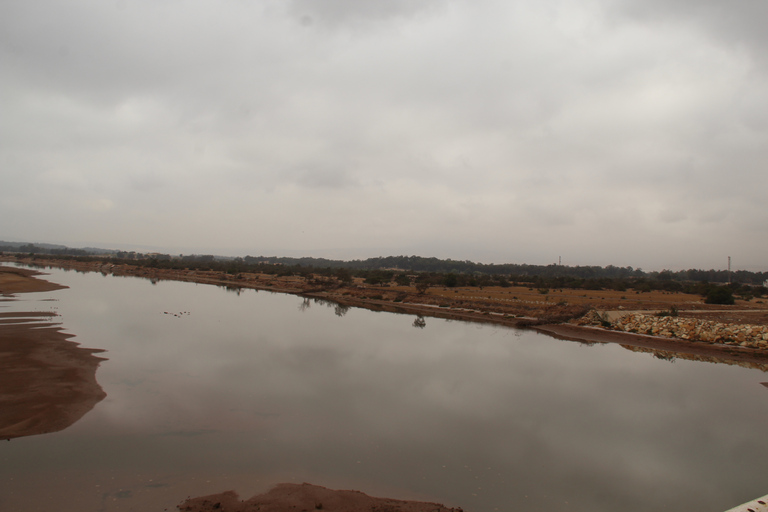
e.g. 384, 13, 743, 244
580, 311, 768, 348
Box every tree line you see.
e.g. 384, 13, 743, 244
6, 242, 765, 286
7, 248, 766, 305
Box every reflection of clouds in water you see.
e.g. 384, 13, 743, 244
8, 267, 768, 512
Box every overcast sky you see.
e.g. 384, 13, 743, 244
2, 0, 766, 270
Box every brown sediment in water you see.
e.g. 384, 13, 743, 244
0, 266, 106, 440
179, 483, 464, 512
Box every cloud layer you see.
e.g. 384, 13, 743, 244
2, 0, 766, 270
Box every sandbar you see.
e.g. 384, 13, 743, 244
0, 265, 106, 440
179, 483, 463, 512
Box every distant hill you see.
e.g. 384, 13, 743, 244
0, 240, 68, 250
0, 241, 116, 256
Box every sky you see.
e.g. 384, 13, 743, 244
1, 0, 766, 271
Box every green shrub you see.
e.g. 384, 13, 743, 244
705, 286, 735, 305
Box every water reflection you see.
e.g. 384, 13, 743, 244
298, 296, 351, 317
223, 284, 244, 295
2, 266, 768, 512
621, 344, 768, 372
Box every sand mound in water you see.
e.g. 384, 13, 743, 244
178, 483, 464, 512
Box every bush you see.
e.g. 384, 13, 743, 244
335, 268, 353, 283
655, 306, 679, 317
415, 281, 430, 294
395, 274, 411, 286
705, 286, 735, 305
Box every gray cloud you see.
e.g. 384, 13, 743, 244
287, 0, 445, 28
0, 0, 766, 270
609, 0, 768, 64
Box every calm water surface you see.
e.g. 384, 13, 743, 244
2, 266, 768, 511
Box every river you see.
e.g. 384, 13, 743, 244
1, 265, 767, 511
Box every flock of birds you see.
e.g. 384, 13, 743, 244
162, 311, 190, 318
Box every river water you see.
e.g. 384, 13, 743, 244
1, 265, 768, 511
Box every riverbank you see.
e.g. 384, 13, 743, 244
4, 257, 768, 369
536, 323, 768, 371
0, 266, 106, 440
0, 265, 67, 295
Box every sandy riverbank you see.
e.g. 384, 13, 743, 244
0, 265, 68, 295
0, 266, 106, 440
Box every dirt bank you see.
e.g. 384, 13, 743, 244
179, 483, 463, 512
0, 265, 106, 440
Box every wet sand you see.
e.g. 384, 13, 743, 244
0, 265, 67, 295
179, 483, 463, 512
0, 266, 106, 440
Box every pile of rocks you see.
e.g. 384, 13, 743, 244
580, 311, 768, 348
577, 310, 612, 327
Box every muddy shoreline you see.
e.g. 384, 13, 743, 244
0, 266, 106, 440
0, 265, 68, 295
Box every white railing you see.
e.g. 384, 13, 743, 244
725, 494, 768, 512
